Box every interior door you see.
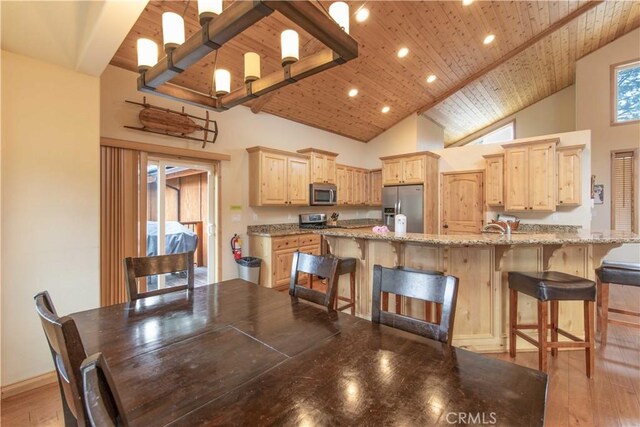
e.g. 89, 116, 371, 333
441, 171, 484, 235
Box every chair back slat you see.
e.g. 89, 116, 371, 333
81, 353, 129, 427
372, 265, 459, 344
289, 252, 340, 310
34, 291, 88, 426
124, 252, 195, 301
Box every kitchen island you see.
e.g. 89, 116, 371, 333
318, 228, 640, 352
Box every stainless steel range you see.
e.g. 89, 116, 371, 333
299, 213, 329, 229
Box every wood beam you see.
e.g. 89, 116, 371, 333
416, 0, 604, 116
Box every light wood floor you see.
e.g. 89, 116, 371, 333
2, 285, 638, 427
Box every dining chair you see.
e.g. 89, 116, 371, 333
34, 291, 88, 427
289, 251, 340, 310
81, 352, 129, 427
124, 251, 195, 301
372, 265, 459, 344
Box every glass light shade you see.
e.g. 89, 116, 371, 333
281, 30, 299, 66
136, 38, 158, 72
162, 12, 185, 52
329, 2, 350, 34
214, 69, 231, 96
244, 52, 261, 83
198, 0, 223, 24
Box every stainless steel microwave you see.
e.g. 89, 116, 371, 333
309, 183, 337, 206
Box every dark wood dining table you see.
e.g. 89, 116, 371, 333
71, 279, 547, 426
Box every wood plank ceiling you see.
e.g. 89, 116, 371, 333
110, 1, 640, 145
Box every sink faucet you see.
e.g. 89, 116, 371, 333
482, 223, 512, 236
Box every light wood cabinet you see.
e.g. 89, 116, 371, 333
248, 233, 322, 289
297, 148, 338, 184
556, 145, 584, 206
247, 146, 310, 206
381, 155, 425, 185
368, 169, 382, 205
336, 164, 370, 206
483, 154, 504, 207
503, 139, 557, 212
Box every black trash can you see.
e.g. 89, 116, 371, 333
236, 257, 261, 284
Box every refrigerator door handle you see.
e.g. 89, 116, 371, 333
397, 200, 401, 214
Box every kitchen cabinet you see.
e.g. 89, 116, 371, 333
556, 145, 584, 206
336, 164, 369, 206
247, 146, 310, 206
297, 148, 338, 184
248, 233, 322, 289
369, 169, 382, 205
483, 154, 504, 207
381, 154, 426, 185
503, 139, 557, 212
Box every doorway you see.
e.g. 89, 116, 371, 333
441, 171, 485, 234
145, 156, 217, 290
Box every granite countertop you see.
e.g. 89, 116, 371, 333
317, 228, 640, 246
247, 219, 382, 237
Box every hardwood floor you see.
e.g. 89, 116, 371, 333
2, 285, 638, 427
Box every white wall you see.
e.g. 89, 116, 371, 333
576, 28, 640, 261
1, 51, 100, 385
417, 116, 445, 152
364, 114, 421, 168
100, 66, 378, 281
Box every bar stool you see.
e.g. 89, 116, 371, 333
595, 261, 640, 345
309, 256, 356, 315
508, 271, 596, 377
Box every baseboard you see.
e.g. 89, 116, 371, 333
1, 371, 57, 399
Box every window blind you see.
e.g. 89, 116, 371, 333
612, 151, 636, 232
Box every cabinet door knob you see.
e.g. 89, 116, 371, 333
559, 201, 563, 204
443, 224, 449, 228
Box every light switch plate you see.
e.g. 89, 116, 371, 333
231, 214, 241, 222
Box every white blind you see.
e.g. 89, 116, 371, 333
612, 151, 635, 232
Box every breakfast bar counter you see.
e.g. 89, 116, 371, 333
317, 228, 640, 352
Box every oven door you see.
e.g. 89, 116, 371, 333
310, 184, 336, 206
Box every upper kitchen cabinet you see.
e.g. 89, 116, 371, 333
297, 148, 338, 184
503, 139, 558, 212
483, 153, 504, 207
556, 145, 584, 206
380, 152, 439, 185
369, 169, 382, 206
247, 147, 310, 206
336, 164, 369, 206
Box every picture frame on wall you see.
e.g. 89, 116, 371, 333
594, 184, 604, 205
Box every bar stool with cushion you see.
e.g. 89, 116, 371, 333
508, 271, 596, 377
596, 261, 640, 345
332, 256, 357, 314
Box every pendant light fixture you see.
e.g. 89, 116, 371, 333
329, 2, 350, 34
162, 12, 185, 53
136, 38, 158, 72
243, 52, 261, 83
214, 69, 231, 96
197, 0, 223, 24
281, 30, 300, 66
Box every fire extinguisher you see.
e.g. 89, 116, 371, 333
231, 234, 242, 260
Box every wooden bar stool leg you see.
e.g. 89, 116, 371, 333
585, 300, 595, 378
509, 289, 518, 358
349, 271, 356, 315
550, 300, 559, 357
600, 283, 610, 345
538, 301, 548, 373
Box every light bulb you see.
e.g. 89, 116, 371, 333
329, 2, 350, 34
162, 12, 185, 53
355, 7, 369, 23
483, 34, 495, 45
381, 106, 390, 113
198, 0, 223, 24
137, 38, 158, 72
281, 30, 299, 66
214, 69, 231, 96
426, 74, 437, 83
244, 52, 261, 83
348, 88, 358, 97
397, 47, 409, 58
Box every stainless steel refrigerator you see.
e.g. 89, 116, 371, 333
382, 185, 424, 233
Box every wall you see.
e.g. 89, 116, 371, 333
100, 66, 378, 281
417, 116, 445, 152
452, 85, 577, 147
577, 28, 640, 262
363, 114, 421, 168
1, 51, 100, 385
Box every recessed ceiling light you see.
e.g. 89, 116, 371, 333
462, 0, 474, 5
483, 34, 495, 45
348, 88, 359, 97
397, 47, 409, 58
381, 106, 390, 113
426, 74, 437, 83
355, 7, 369, 22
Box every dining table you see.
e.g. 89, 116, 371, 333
71, 279, 548, 426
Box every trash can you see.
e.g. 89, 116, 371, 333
236, 257, 261, 284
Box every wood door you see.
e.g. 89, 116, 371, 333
557, 147, 582, 206
441, 171, 484, 234
402, 155, 425, 184
369, 170, 382, 205
336, 166, 348, 205
528, 143, 555, 211
310, 153, 325, 184
382, 159, 402, 185
504, 147, 529, 211
273, 248, 297, 287
325, 156, 336, 184
260, 152, 288, 205
287, 157, 309, 205
344, 168, 354, 205
353, 169, 365, 205
485, 155, 504, 207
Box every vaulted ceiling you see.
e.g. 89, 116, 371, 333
110, 1, 640, 145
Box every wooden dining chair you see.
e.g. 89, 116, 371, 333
34, 291, 88, 427
289, 251, 340, 310
124, 251, 195, 301
81, 353, 129, 427
372, 265, 459, 344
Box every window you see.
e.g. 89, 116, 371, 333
611, 150, 636, 233
611, 60, 640, 124
468, 121, 515, 145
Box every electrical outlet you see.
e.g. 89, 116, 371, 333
231, 214, 241, 222
252, 213, 258, 221
551, 213, 558, 222
288, 213, 292, 220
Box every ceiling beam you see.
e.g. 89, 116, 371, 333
416, 0, 604, 116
